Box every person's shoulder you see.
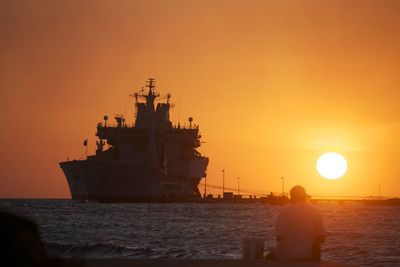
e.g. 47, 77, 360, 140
302, 202, 323, 216
279, 203, 293, 212
307, 202, 321, 209
290, 202, 320, 212
280, 202, 320, 213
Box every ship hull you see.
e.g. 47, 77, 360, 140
59, 157, 208, 202
60, 161, 88, 201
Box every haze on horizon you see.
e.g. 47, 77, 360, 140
1, 0, 400, 198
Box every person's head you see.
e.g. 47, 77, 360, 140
290, 185, 310, 203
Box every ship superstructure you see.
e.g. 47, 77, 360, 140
60, 79, 209, 202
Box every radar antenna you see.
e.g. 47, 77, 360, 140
146, 78, 156, 92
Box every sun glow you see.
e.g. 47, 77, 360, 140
316, 152, 348, 180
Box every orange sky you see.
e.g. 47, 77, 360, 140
1, 0, 400, 198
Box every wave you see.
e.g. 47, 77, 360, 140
45, 242, 196, 259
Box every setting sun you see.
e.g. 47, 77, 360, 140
316, 152, 348, 180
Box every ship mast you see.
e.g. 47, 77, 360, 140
145, 78, 157, 112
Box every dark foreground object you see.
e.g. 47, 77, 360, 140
82, 259, 358, 267
0, 210, 81, 267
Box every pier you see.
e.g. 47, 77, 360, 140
82, 259, 359, 267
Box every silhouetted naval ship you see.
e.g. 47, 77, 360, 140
60, 79, 209, 202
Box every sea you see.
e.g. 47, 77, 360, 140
0, 200, 399, 267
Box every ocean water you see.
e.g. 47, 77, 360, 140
1, 200, 399, 267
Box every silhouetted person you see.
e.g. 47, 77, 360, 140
0, 210, 50, 266
0, 210, 81, 267
274, 186, 325, 261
